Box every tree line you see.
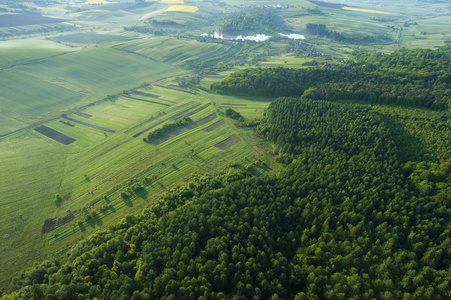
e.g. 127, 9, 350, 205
211, 45, 451, 110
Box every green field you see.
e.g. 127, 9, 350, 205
0, 43, 185, 136
0, 77, 274, 286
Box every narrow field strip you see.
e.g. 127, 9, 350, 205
182, 103, 212, 118
222, 103, 247, 106
124, 95, 171, 106
155, 84, 196, 95
75, 112, 92, 118
59, 121, 75, 127
63, 116, 116, 133
129, 101, 195, 136
167, 103, 202, 121
150, 113, 218, 145
213, 134, 241, 150
134, 103, 207, 139
164, 53, 183, 63
34, 125, 76, 145
203, 119, 225, 132
220, 106, 264, 110
133, 119, 166, 138
191, 50, 212, 57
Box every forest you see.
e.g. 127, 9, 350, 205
5, 44, 451, 300
211, 45, 451, 110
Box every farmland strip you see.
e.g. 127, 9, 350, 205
164, 53, 183, 63
150, 113, 218, 145
124, 95, 171, 106
147, 39, 171, 49
132, 91, 161, 99
130, 101, 195, 137
63, 116, 115, 133
203, 119, 225, 132
155, 84, 196, 95
182, 103, 211, 118
213, 134, 241, 150
34, 126, 76, 145
167, 103, 202, 121
179, 54, 193, 61
191, 50, 212, 57
220, 106, 265, 110
75, 112, 92, 118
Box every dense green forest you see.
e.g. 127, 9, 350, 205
6, 95, 451, 299
211, 45, 451, 110
5, 47, 451, 299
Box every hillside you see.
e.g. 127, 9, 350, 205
2, 0, 451, 296
4, 45, 451, 298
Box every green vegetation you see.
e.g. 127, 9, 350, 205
3, 0, 451, 297
212, 45, 451, 109
145, 116, 193, 142
224, 108, 244, 121
0, 44, 184, 136
8, 94, 451, 299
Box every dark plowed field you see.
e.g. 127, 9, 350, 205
213, 134, 241, 150
34, 126, 76, 145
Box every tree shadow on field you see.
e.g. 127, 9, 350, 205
87, 216, 103, 228
123, 197, 133, 207
137, 189, 148, 200
78, 223, 86, 233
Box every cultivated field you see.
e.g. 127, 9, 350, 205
0, 76, 273, 285
0, 45, 184, 136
